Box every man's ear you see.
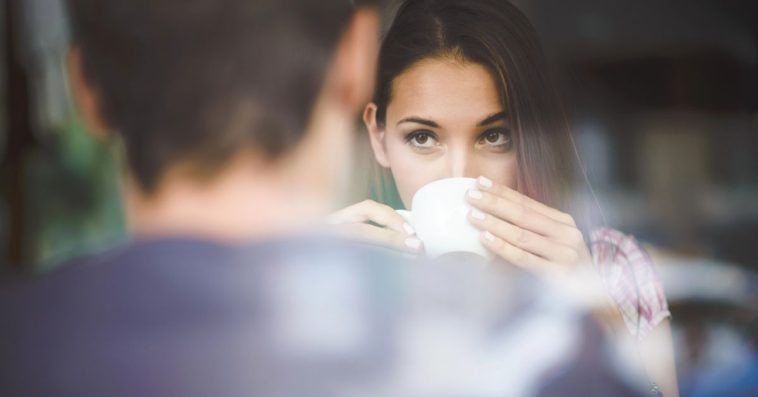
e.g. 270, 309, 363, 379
329, 7, 380, 112
67, 48, 111, 138
364, 102, 390, 168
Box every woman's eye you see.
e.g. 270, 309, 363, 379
405, 131, 438, 149
478, 129, 512, 149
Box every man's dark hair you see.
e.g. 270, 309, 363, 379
67, 0, 377, 192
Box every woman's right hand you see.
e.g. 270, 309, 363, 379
327, 200, 423, 254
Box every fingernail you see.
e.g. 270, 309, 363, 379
483, 231, 496, 242
468, 189, 483, 200
403, 222, 416, 235
478, 176, 493, 189
470, 208, 486, 220
405, 237, 422, 251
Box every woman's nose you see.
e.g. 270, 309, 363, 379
449, 148, 479, 179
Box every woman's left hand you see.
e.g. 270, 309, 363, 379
466, 176, 593, 279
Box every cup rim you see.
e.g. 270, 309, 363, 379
411, 177, 477, 210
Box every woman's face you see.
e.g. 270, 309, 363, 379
366, 58, 518, 208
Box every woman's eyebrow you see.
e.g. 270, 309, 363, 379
478, 111, 508, 126
396, 116, 439, 128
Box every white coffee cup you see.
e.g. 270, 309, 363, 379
397, 177, 492, 260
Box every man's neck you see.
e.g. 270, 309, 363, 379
124, 156, 329, 243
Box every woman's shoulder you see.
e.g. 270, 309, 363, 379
588, 226, 671, 340
589, 227, 663, 269
589, 227, 644, 256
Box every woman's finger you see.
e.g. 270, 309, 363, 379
480, 231, 575, 280
328, 200, 415, 235
468, 208, 579, 263
335, 222, 423, 253
479, 230, 559, 273
475, 176, 575, 226
467, 188, 578, 242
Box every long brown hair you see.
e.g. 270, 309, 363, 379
372, 0, 600, 232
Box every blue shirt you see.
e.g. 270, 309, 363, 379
0, 236, 646, 396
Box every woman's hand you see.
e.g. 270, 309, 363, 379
466, 176, 592, 278
327, 200, 423, 254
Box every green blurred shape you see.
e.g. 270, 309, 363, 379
27, 116, 126, 271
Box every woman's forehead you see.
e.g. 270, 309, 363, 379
387, 58, 505, 124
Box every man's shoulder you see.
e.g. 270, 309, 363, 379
0, 234, 394, 299
0, 235, 405, 394
0, 235, 408, 330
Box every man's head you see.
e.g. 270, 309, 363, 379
68, 0, 378, 190
67, 0, 379, 237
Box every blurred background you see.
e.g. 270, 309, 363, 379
0, 0, 755, 395
509, 1, 758, 395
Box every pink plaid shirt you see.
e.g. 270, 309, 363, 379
590, 227, 671, 340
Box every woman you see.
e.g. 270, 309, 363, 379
329, 0, 678, 395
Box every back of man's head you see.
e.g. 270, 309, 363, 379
67, 0, 376, 192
